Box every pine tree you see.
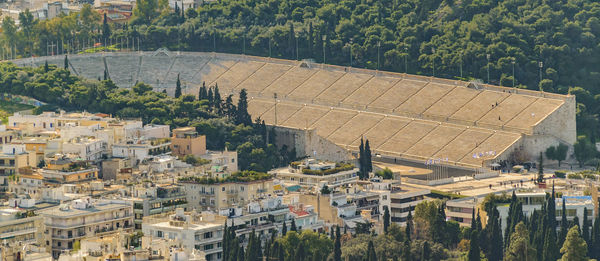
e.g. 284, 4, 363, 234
365, 139, 372, 172
235, 89, 252, 125
560, 225, 590, 261
102, 13, 111, 40
64, 55, 69, 70
383, 206, 390, 233
334, 225, 342, 261
174, 73, 182, 98
468, 230, 481, 261
504, 222, 536, 261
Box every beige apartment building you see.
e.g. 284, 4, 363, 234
170, 127, 206, 157
39, 198, 134, 259
179, 175, 273, 211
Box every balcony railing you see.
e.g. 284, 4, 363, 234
46, 215, 133, 228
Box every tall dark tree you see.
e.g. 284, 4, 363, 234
235, 89, 252, 125
468, 230, 481, 261
213, 83, 222, 113
366, 240, 377, 261
199, 82, 207, 100
401, 239, 412, 261
44, 60, 49, 72
365, 139, 372, 172
406, 209, 413, 240
290, 219, 297, 231
583, 208, 591, 246
334, 225, 342, 261
421, 241, 430, 261
282, 221, 287, 236
383, 206, 390, 233
64, 55, 69, 70
559, 197, 568, 246
174, 73, 182, 98
591, 215, 600, 259
207, 87, 214, 107
102, 13, 111, 40
288, 22, 295, 58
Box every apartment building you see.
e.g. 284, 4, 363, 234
142, 209, 226, 261
270, 159, 359, 189
0, 207, 44, 246
40, 158, 99, 184
170, 127, 206, 157
62, 137, 105, 162
388, 186, 430, 225
179, 173, 274, 211
39, 198, 134, 259
131, 184, 188, 230
112, 138, 171, 164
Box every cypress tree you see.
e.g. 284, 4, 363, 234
174, 73, 182, 98
359, 137, 366, 179
288, 23, 295, 58
475, 211, 482, 232
468, 230, 481, 261
591, 215, 600, 259
277, 243, 284, 261
421, 241, 430, 261
64, 55, 69, 70
295, 241, 306, 261
282, 221, 287, 236
559, 197, 568, 246
199, 82, 207, 100
583, 208, 590, 245
366, 241, 377, 261
383, 206, 390, 233
406, 209, 413, 240
334, 225, 342, 261
308, 21, 313, 58
207, 87, 214, 107
543, 226, 559, 261
291, 219, 297, 231
214, 83, 222, 114
44, 60, 49, 72
401, 239, 412, 261
102, 13, 111, 40
471, 208, 477, 230
235, 89, 252, 125
365, 139, 372, 172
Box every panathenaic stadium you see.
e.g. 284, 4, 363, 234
14, 50, 576, 175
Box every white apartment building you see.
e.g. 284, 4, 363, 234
112, 138, 171, 164
139, 124, 170, 139
142, 209, 226, 261
62, 137, 105, 162
200, 150, 238, 174
39, 198, 134, 259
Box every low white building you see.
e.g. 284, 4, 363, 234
112, 138, 171, 164
140, 124, 170, 139
270, 159, 359, 189
200, 150, 238, 174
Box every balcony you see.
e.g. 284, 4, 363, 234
0, 227, 37, 239
226, 190, 238, 195
45, 215, 133, 229
51, 232, 86, 239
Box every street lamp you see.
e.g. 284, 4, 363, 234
486, 53, 491, 84
511, 58, 516, 88
377, 41, 381, 71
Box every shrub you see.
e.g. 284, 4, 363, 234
555, 170, 567, 178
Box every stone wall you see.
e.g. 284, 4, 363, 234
272, 126, 352, 163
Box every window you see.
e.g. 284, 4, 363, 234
157, 231, 163, 238
204, 232, 213, 239
222, 187, 225, 192
204, 244, 214, 250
